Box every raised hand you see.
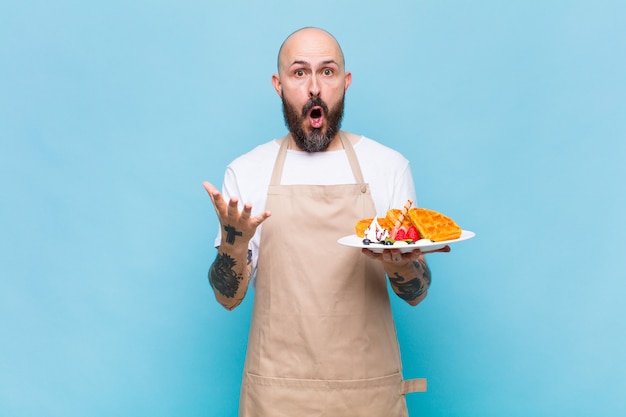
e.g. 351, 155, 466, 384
202, 181, 271, 247
203, 181, 272, 310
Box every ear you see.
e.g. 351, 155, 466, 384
344, 71, 352, 92
271, 74, 282, 97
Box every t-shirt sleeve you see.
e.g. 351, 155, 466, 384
356, 137, 419, 215
391, 161, 418, 209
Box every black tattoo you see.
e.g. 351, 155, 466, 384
209, 253, 242, 298
388, 260, 432, 301
223, 224, 242, 245
417, 259, 432, 287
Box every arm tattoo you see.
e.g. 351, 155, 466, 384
208, 250, 253, 299
417, 258, 432, 287
209, 253, 242, 298
388, 259, 432, 302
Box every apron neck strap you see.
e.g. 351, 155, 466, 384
270, 133, 366, 186
340, 133, 366, 185
270, 136, 290, 186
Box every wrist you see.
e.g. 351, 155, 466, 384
219, 239, 250, 257
382, 260, 413, 275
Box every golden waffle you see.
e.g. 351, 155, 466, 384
384, 209, 413, 230
355, 217, 393, 238
406, 208, 462, 241
355, 218, 372, 237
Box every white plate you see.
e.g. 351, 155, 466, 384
337, 230, 476, 253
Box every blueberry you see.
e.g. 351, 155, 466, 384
362, 239, 371, 245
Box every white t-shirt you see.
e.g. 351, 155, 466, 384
214, 135, 417, 278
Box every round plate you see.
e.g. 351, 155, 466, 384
337, 230, 476, 253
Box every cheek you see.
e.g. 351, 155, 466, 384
282, 85, 307, 102
322, 82, 345, 98
282, 90, 309, 112
283, 78, 308, 92
321, 77, 344, 88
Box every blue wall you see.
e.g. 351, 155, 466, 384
1, 1, 624, 416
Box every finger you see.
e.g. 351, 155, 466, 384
383, 248, 412, 264
406, 250, 424, 261
202, 182, 228, 216
240, 202, 253, 220
381, 250, 393, 263
202, 181, 217, 195
202, 182, 219, 204
226, 197, 240, 217
203, 182, 226, 209
361, 248, 380, 260
385, 254, 403, 263
251, 210, 272, 226
421, 245, 451, 255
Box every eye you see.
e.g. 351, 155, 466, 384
294, 69, 305, 77
323, 68, 334, 76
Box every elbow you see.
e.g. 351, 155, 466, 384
219, 298, 243, 311
212, 289, 244, 310
406, 290, 428, 307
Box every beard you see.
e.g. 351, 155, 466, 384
281, 95, 345, 153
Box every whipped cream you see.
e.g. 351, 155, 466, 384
364, 217, 389, 242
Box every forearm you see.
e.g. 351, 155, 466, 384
202, 181, 270, 310
385, 256, 432, 306
209, 243, 253, 310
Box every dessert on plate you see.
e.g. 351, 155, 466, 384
355, 200, 462, 247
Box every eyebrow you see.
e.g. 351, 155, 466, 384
290, 59, 339, 67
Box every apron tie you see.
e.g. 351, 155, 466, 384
401, 378, 427, 394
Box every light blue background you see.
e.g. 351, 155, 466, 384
1, 1, 625, 416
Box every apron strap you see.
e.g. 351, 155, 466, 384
270, 136, 290, 186
269, 133, 367, 191
339, 133, 367, 188
401, 378, 427, 393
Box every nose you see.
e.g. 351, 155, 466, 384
308, 74, 320, 97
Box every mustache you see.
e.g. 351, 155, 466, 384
301, 97, 329, 117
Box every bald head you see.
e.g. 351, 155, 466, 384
271, 27, 352, 152
276, 27, 346, 74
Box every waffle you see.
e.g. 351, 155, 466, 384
406, 208, 462, 241
355, 217, 393, 237
386, 209, 414, 229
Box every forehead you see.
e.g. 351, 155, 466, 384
278, 29, 344, 70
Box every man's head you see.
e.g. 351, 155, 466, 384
272, 27, 352, 152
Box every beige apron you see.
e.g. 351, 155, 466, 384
239, 134, 426, 417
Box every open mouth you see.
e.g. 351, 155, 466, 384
310, 107, 322, 119
309, 106, 324, 128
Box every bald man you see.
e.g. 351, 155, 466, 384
203, 27, 437, 416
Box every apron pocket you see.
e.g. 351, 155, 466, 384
240, 372, 409, 417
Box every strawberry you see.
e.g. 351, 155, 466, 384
406, 225, 420, 242
394, 227, 407, 241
